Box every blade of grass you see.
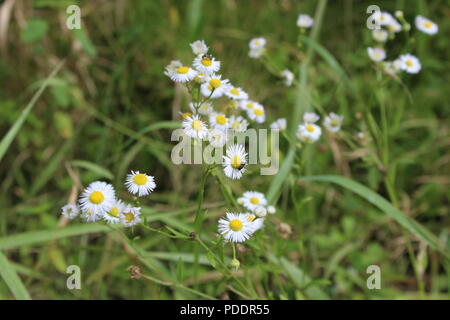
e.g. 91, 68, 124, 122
0, 60, 64, 164
300, 175, 450, 259
70, 160, 114, 180
0, 251, 31, 300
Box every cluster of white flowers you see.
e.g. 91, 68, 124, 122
166, 40, 273, 180
296, 112, 344, 143
61, 171, 156, 227
368, 11, 439, 75
219, 191, 276, 243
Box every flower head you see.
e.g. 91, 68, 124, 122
218, 212, 254, 243
183, 114, 209, 139
303, 112, 320, 124
125, 171, 156, 197
103, 199, 126, 224
120, 206, 142, 227
297, 14, 314, 28
61, 203, 79, 220
167, 64, 197, 83
270, 118, 287, 130
79, 181, 116, 216
297, 123, 322, 143
281, 69, 294, 86
249, 37, 266, 50
415, 15, 438, 35
247, 104, 265, 123
239, 191, 267, 211
228, 115, 249, 132
399, 54, 421, 74
193, 54, 221, 74
209, 112, 229, 131
225, 86, 248, 100
323, 112, 344, 133
200, 74, 231, 98
367, 47, 386, 62
372, 29, 388, 42
190, 40, 208, 56
223, 144, 247, 179
189, 102, 213, 116
208, 128, 228, 148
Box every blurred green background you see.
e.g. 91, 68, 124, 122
0, 0, 449, 299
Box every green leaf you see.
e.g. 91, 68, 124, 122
301, 175, 450, 259
70, 160, 114, 180
0, 224, 109, 250
0, 251, 31, 300
20, 19, 49, 43
0, 61, 64, 164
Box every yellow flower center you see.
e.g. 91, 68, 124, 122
231, 121, 240, 130
254, 108, 264, 116
330, 119, 339, 127
123, 212, 135, 223
424, 21, 432, 28
231, 155, 242, 169
405, 60, 413, 67
177, 66, 189, 74
306, 125, 315, 132
216, 115, 227, 125
109, 207, 120, 217
373, 52, 381, 60
201, 58, 212, 66
133, 174, 148, 185
200, 104, 208, 111
250, 197, 260, 205
246, 103, 254, 109
247, 215, 256, 222
254, 40, 261, 46
229, 219, 243, 231
230, 88, 240, 96
89, 191, 104, 204
209, 78, 222, 89
229, 101, 238, 109
181, 112, 192, 120
191, 119, 203, 131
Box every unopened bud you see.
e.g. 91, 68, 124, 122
254, 206, 267, 217
231, 258, 240, 270
395, 10, 403, 19
267, 206, 276, 214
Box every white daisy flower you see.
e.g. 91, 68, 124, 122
193, 71, 208, 84
323, 112, 344, 133
367, 47, 386, 62
193, 54, 221, 74
81, 209, 102, 222
61, 203, 79, 220
228, 115, 249, 132
387, 19, 402, 33
182, 114, 209, 139
248, 47, 265, 59
374, 11, 394, 26
209, 112, 229, 131
167, 65, 197, 83
239, 191, 267, 211
248, 104, 265, 123
103, 199, 125, 224
200, 74, 231, 99
415, 15, 438, 35
270, 118, 287, 130
399, 54, 421, 74
281, 69, 294, 86
189, 102, 213, 116
208, 128, 228, 148
303, 112, 320, 124
125, 171, 156, 197
120, 206, 142, 227
372, 29, 388, 42
79, 181, 115, 216
223, 144, 247, 180
249, 37, 266, 50
296, 14, 314, 28
190, 40, 208, 56
297, 123, 322, 143
225, 87, 248, 100
239, 100, 258, 112
218, 212, 254, 243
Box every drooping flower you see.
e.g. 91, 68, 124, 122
415, 15, 438, 35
